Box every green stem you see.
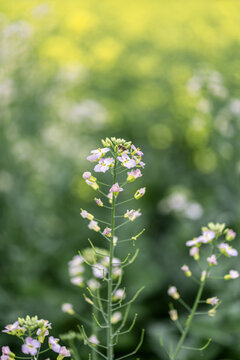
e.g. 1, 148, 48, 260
92, 298, 98, 360
107, 156, 117, 360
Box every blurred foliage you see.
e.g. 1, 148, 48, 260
1, 0, 240, 359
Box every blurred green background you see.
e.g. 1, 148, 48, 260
1, 0, 240, 359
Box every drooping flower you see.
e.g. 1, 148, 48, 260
22, 337, 41, 356
94, 198, 103, 207
206, 297, 219, 306
169, 309, 178, 321
189, 246, 199, 260
224, 270, 239, 280
102, 227, 111, 237
225, 229, 236, 241
94, 158, 114, 173
181, 265, 192, 277
218, 243, 238, 257
57, 346, 71, 360
207, 254, 217, 266
87, 148, 110, 162
80, 210, 94, 221
110, 183, 123, 195
88, 335, 99, 345
61, 303, 74, 315
88, 220, 100, 232
83, 173, 99, 190
127, 169, 142, 182
49, 336, 61, 353
167, 286, 180, 299
117, 153, 136, 169
111, 312, 122, 324
124, 209, 141, 221
134, 187, 146, 200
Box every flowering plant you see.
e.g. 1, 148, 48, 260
1, 315, 71, 360
162, 222, 239, 359
62, 137, 146, 360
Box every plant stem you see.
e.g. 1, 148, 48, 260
107, 157, 117, 360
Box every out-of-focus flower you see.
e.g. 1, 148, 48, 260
189, 246, 199, 260
94, 198, 103, 207
71, 276, 84, 287
225, 229, 236, 241
113, 289, 125, 301
124, 209, 141, 221
169, 309, 178, 321
61, 303, 74, 315
1, 346, 15, 360
134, 187, 146, 200
224, 270, 239, 280
113, 236, 118, 246
87, 148, 110, 162
201, 270, 207, 282
199, 230, 215, 243
83, 173, 99, 190
94, 158, 114, 173
167, 286, 180, 300
88, 220, 100, 232
110, 183, 123, 195
80, 210, 94, 221
127, 169, 142, 182
87, 279, 100, 291
22, 337, 40, 356
92, 264, 107, 279
181, 265, 192, 277
49, 337, 61, 353
206, 297, 219, 306
208, 309, 216, 317
88, 335, 99, 345
111, 312, 122, 324
207, 254, 217, 266
57, 346, 71, 360
218, 243, 238, 257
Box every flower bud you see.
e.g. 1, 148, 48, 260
169, 309, 178, 321
167, 286, 180, 300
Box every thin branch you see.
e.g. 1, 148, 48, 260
115, 329, 145, 360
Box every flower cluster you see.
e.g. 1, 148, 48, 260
2, 316, 70, 360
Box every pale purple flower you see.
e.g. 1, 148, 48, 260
93, 263, 107, 279
224, 270, 239, 280
181, 265, 192, 277
110, 182, 123, 195
59, 346, 71, 357
36, 327, 49, 337
131, 144, 143, 156
102, 227, 111, 237
124, 209, 141, 221
199, 230, 215, 243
114, 289, 125, 300
186, 238, 199, 247
87, 279, 100, 291
2, 347, 11, 356
94, 197, 103, 206
127, 169, 142, 182
2, 321, 20, 333
111, 311, 122, 324
87, 148, 110, 162
189, 246, 199, 260
22, 337, 40, 356
80, 210, 94, 220
68, 263, 84, 276
94, 158, 114, 173
206, 296, 219, 305
117, 153, 136, 169
1, 347, 14, 360
207, 254, 217, 266
88, 335, 99, 345
71, 276, 84, 286
69, 255, 83, 267
218, 243, 238, 257
225, 229, 236, 241
88, 220, 100, 232
82, 171, 92, 180
49, 336, 61, 353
